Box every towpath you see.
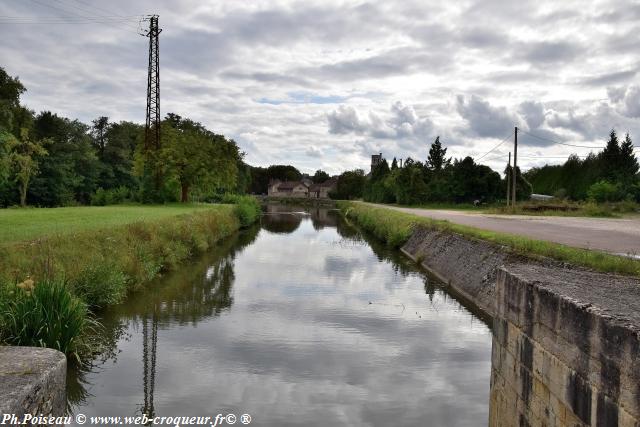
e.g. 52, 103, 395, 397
363, 203, 640, 256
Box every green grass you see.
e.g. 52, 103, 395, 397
484, 200, 639, 218
402, 202, 486, 211
0, 203, 218, 245
339, 201, 640, 277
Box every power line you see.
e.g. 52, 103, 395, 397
0, 18, 141, 24
66, 0, 138, 19
50, 0, 140, 31
476, 131, 513, 161
519, 129, 605, 149
23, 0, 141, 33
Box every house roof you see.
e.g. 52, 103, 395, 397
276, 181, 307, 190
309, 178, 337, 191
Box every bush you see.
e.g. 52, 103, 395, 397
221, 194, 261, 227
71, 263, 128, 308
0, 279, 96, 358
91, 186, 132, 206
587, 181, 622, 202
235, 197, 262, 228
553, 188, 567, 200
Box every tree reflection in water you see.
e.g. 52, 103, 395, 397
66, 225, 260, 413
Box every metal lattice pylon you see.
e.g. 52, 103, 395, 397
143, 15, 161, 152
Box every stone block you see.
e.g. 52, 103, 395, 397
0, 346, 66, 419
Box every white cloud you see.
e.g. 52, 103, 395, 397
1, 0, 639, 174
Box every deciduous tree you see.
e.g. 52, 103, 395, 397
7, 129, 49, 206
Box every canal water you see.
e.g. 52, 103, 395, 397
68, 206, 492, 426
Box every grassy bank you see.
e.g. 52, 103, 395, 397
0, 203, 220, 245
0, 197, 261, 357
338, 201, 640, 277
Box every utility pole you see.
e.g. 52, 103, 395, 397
142, 15, 162, 189
511, 127, 518, 209
506, 152, 511, 206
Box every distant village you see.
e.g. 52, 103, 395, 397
267, 153, 385, 199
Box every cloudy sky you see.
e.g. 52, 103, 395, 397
1, 0, 639, 175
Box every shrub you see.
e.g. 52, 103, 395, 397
222, 194, 261, 227
552, 188, 567, 200
71, 263, 128, 308
90, 186, 132, 206
0, 279, 96, 358
587, 181, 622, 202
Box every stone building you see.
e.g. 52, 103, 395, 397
268, 178, 337, 199
308, 177, 338, 199
371, 153, 383, 173
268, 180, 309, 198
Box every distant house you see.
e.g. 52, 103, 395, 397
268, 177, 337, 199
268, 180, 309, 198
308, 177, 338, 199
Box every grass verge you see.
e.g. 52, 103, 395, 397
0, 199, 262, 357
338, 201, 640, 277
0, 203, 219, 245
484, 200, 639, 218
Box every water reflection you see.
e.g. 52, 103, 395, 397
68, 207, 492, 426
67, 229, 259, 411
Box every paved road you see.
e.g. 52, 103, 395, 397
366, 203, 640, 256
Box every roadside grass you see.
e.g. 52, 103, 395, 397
387, 199, 639, 218
484, 200, 639, 218
0, 203, 217, 245
0, 199, 262, 356
338, 201, 640, 278
397, 202, 485, 211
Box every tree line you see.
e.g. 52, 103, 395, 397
332, 131, 639, 205
330, 137, 531, 204
525, 130, 639, 202
0, 67, 245, 207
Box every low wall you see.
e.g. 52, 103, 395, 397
0, 346, 66, 421
490, 265, 640, 426
398, 225, 640, 426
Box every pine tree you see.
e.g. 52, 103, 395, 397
391, 157, 398, 169
618, 133, 639, 184
427, 136, 450, 171
600, 129, 621, 181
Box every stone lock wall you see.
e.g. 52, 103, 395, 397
490, 266, 640, 427
0, 346, 66, 422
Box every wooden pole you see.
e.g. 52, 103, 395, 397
511, 127, 518, 209
506, 152, 511, 206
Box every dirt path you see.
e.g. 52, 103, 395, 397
365, 203, 640, 256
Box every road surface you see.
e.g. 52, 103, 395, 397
366, 203, 640, 256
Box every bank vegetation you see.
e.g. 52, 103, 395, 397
0, 197, 260, 358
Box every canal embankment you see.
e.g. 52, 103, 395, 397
339, 201, 640, 425
0, 198, 261, 356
